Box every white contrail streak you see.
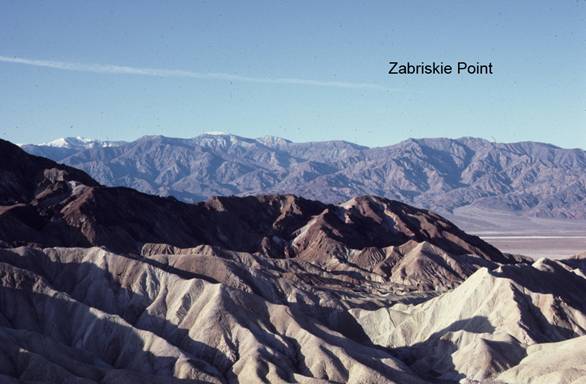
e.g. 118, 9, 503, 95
0, 55, 392, 91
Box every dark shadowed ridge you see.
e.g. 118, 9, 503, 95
3, 138, 506, 263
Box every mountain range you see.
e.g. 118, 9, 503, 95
1, 138, 585, 383
22, 134, 586, 223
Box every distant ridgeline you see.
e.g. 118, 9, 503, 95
22, 134, 586, 220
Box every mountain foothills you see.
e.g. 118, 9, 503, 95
1, 138, 585, 383
23, 134, 586, 220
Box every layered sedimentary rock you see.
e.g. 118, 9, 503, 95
1, 138, 585, 383
0, 246, 428, 383
352, 258, 586, 382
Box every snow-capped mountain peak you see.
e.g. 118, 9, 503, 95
256, 135, 293, 148
40, 136, 125, 149
42, 137, 94, 148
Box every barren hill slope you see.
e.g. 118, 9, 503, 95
352, 257, 586, 382
2, 138, 585, 383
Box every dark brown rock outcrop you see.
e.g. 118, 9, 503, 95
1, 139, 506, 269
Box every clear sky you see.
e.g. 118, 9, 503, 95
1, 1, 585, 148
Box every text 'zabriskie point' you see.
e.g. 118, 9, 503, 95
389, 61, 494, 75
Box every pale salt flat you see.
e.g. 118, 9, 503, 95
478, 235, 586, 259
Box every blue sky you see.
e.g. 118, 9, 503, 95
0, 1, 584, 148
